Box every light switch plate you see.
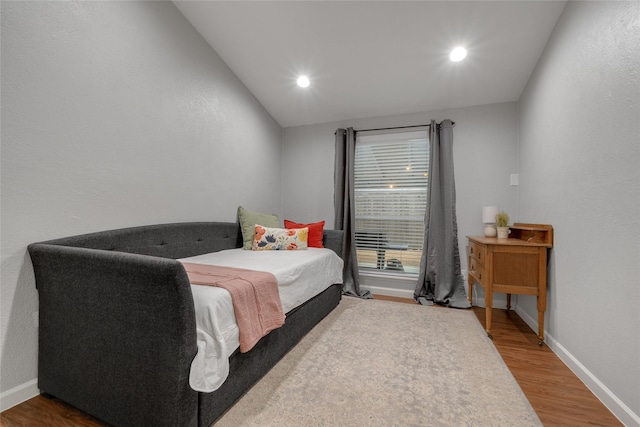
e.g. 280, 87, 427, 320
510, 174, 519, 186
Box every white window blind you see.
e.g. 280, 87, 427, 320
354, 129, 429, 275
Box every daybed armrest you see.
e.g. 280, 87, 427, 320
28, 243, 198, 427
322, 230, 344, 259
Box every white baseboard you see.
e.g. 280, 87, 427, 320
0, 379, 39, 412
515, 307, 639, 426
362, 281, 510, 309
361, 284, 415, 299
471, 295, 510, 310
359, 271, 416, 300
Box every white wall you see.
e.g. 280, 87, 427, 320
0, 1, 281, 408
517, 1, 640, 424
4, 0, 637, 423
282, 102, 520, 300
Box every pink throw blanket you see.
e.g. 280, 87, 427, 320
181, 262, 285, 353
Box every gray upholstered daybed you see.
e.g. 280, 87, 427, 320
28, 222, 344, 426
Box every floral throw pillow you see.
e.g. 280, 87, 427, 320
252, 225, 308, 251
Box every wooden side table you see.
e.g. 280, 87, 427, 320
467, 223, 553, 345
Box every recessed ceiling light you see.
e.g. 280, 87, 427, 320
296, 75, 310, 88
449, 46, 467, 62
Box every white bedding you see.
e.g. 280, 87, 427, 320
179, 248, 343, 393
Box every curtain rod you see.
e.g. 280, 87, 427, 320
354, 121, 454, 133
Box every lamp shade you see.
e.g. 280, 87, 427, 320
482, 206, 499, 223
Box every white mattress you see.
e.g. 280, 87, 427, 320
179, 248, 343, 392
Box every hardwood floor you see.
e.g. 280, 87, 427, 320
0, 395, 105, 427
1, 296, 623, 426
471, 305, 622, 426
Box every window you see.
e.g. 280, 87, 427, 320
354, 129, 429, 275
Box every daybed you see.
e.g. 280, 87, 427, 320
28, 221, 344, 426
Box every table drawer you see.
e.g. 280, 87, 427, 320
468, 241, 486, 264
469, 258, 485, 284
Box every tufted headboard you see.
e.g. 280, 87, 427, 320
37, 222, 242, 259
33, 221, 344, 260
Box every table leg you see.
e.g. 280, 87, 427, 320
537, 247, 548, 346
485, 290, 493, 339
537, 290, 546, 345
537, 309, 545, 345
506, 294, 511, 311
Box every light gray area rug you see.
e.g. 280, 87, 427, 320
215, 297, 541, 426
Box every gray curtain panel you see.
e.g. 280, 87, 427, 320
414, 120, 470, 308
334, 128, 371, 299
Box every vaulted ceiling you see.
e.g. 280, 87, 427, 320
174, 1, 566, 128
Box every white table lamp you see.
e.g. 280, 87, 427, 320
482, 206, 499, 237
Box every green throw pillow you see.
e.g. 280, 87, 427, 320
237, 206, 280, 250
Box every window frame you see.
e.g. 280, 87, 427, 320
353, 127, 429, 277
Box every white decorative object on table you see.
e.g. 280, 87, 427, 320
482, 206, 499, 237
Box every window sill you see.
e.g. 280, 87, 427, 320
359, 269, 417, 281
